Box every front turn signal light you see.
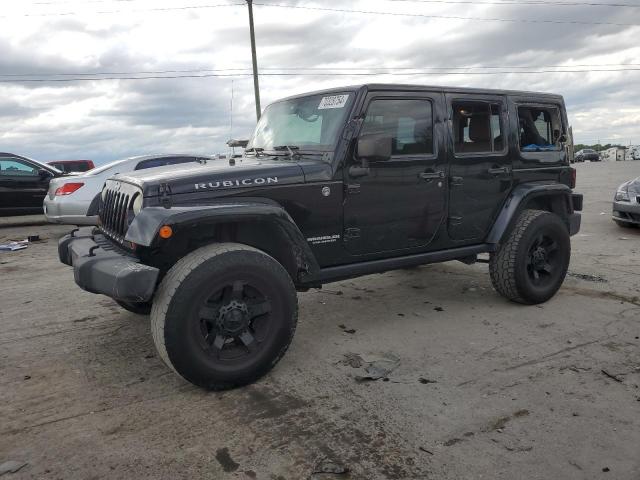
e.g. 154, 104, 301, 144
158, 225, 173, 239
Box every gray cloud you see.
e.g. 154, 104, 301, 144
0, 0, 639, 164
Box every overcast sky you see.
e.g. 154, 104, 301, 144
1, 0, 639, 164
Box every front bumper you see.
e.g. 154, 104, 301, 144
612, 200, 640, 225
58, 228, 159, 302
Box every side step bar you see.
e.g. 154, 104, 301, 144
303, 244, 494, 285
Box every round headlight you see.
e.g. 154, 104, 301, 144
132, 194, 143, 215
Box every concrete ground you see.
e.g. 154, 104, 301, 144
1, 161, 639, 480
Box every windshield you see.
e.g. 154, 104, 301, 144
247, 92, 354, 153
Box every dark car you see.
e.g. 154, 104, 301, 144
575, 149, 600, 162
0, 153, 64, 215
58, 84, 582, 390
48, 160, 95, 173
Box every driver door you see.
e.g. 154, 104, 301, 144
0, 156, 49, 209
342, 91, 447, 255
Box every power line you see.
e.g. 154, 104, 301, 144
252, 3, 640, 26
21, 0, 640, 8
2, 67, 640, 83
383, 0, 640, 7
6, 0, 640, 24
2, 63, 640, 78
1, 2, 243, 17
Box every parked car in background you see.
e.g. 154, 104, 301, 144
0, 153, 65, 215
44, 154, 213, 225
612, 176, 640, 228
575, 149, 600, 162
48, 160, 95, 173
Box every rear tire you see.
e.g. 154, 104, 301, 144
115, 299, 152, 315
151, 242, 298, 390
489, 209, 570, 305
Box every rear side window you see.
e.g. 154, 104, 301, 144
518, 106, 562, 151
135, 157, 197, 170
0, 157, 38, 176
452, 101, 504, 154
360, 99, 434, 156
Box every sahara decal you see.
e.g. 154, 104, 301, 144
195, 177, 278, 190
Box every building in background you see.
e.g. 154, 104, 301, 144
601, 146, 627, 162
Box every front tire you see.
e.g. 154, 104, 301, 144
151, 243, 298, 390
489, 210, 570, 305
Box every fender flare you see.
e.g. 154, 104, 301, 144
124, 198, 320, 275
486, 182, 573, 245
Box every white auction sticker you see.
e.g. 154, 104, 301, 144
318, 94, 349, 110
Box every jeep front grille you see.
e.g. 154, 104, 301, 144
99, 180, 141, 241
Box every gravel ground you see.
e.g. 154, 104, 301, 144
1, 161, 639, 480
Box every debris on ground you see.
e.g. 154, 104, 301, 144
418, 446, 434, 455
311, 457, 349, 476
443, 438, 463, 447
568, 272, 608, 283
340, 353, 364, 368
601, 369, 624, 383
484, 409, 530, 432
434, 307, 444, 312
0, 240, 28, 252
0, 461, 28, 475
418, 377, 437, 384
344, 354, 400, 382
338, 324, 356, 334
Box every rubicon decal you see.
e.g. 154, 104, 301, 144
195, 177, 278, 190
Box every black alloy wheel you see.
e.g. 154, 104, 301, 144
197, 280, 272, 362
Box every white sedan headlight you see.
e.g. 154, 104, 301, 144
132, 194, 144, 215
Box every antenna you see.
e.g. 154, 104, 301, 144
230, 79, 235, 156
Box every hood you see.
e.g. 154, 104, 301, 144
113, 157, 308, 197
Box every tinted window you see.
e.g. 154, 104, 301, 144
0, 157, 38, 176
518, 105, 562, 151
452, 101, 504, 154
135, 156, 197, 170
360, 99, 434, 156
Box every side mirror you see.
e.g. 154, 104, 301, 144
38, 169, 52, 178
357, 134, 392, 162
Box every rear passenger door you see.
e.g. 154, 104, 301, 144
446, 94, 512, 241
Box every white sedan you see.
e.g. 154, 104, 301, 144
44, 154, 212, 225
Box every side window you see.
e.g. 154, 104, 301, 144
452, 101, 504, 154
517, 105, 562, 151
360, 99, 434, 156
0, 157, 39, 176
135, 157, 194, 170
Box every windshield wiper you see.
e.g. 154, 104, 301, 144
272, 145, 299, 158
244, 147, 265, 157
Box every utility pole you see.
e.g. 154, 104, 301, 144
246, 0, 261, 121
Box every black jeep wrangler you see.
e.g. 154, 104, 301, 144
59, 84, 582, 390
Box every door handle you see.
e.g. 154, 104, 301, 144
487, 166, 510, 175
420, 171, 445, 180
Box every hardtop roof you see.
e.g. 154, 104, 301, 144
276, 83, 564, 103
